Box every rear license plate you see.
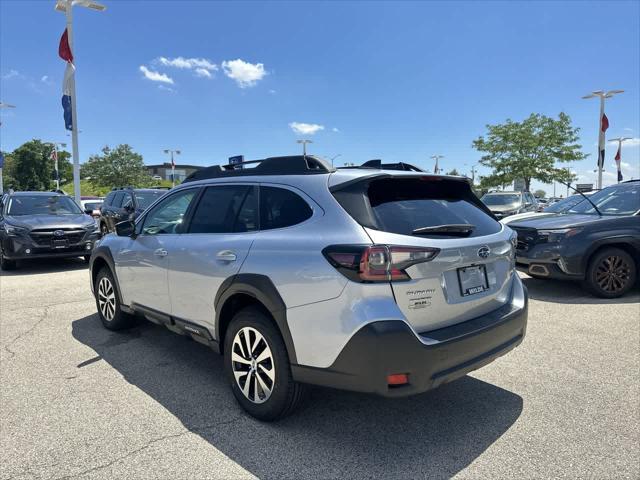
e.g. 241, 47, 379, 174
53, 239, 69, 249
457, 264, 488, 296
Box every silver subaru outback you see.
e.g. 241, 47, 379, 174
89, 156, 527, 420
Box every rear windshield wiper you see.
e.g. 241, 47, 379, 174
412, 224, 475, 236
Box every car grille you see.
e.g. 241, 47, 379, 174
509, 226, 538, 252
29, 228, 86, 246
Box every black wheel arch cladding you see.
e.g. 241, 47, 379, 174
215, 273, 297, 364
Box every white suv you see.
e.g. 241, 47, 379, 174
89, 156, 528, 420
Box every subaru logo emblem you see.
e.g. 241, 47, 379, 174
477, 246, 491, 259
53, 230, 65, 237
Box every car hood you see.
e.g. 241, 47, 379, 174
507, 213, 612, 229
488, 203, 521, 213
4, 214, 94, 230
501, 211, 551, 224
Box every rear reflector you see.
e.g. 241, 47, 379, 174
387, 373, 409, 386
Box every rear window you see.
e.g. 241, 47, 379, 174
135, 191, 165, 209
334, 177, 501, 238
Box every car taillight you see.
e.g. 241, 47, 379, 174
323, 245, 439, 282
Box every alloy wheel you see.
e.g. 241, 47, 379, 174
98, 277, 116, 321
595, 255, 632, 294
231, 327, 275, 404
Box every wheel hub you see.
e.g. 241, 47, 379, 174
231, 327, 275, 404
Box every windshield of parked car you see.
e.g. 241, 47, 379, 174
567, 184, 639, 216
6, 195, 83, 216
545, 195, 587, 213
135, 191, 165, 209
481, 193, 521, 206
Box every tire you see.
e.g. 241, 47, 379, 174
224, 306, 306, 421
583, 247, 637, 298
0, 251, 17, 271
94, 267, 134, 330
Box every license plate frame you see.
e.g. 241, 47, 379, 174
52, 239, 69, 249
457, 264, 489, 297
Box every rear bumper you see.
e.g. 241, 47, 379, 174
292, 279, 528, 397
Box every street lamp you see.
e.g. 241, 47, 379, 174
163, 149, 181, 187
464, 163, 478, 184
582, 89, 624, 190
297, 139, 313, 156
609, 137, 633, 183
430, 154, 444, 174
329, 154, 341, 167
0, 102, 16, 194
55, 0, 106, 204
45, 142, 68, 190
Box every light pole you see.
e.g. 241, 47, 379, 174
0, 102, 16, 194
464, 163, 478, 184
297, 139, 313, 156
582, 89, 624, 190
431, 154, 444, 174
609, 137, 633, 183
163, 149, 181, 187
329, 154, 341, 167
55, 0, 106, 204
46, 142, 67, 190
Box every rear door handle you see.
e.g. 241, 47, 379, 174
216, 250, 237, 262
154, 248, 168, 257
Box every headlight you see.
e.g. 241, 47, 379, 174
539, 228, 582, 243
84, 222, 99, 232
2, 224, 28, 236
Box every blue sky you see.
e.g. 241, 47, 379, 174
1, 0, 639, 192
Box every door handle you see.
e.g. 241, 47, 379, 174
216, 250, 237, 262
154, 248, 168, 257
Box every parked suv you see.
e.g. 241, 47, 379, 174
98, 187, 168, 235
90, 156, 528, 420
481, 191, 538, 219
0, 191, 100, 270
510, 181, 640, 298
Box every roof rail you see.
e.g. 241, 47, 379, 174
338, 159, 424, 172
182, 155, 333, 183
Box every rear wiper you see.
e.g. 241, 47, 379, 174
412, 224, 475, 236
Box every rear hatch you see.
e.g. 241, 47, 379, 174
331, 174, 516, 332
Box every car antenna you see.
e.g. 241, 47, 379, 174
555, 179, 602, 216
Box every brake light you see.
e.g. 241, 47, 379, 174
323, 245, 439, 282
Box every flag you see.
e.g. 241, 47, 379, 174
597, 113, 609, 168
615, 143, 623, 182
600, 113, 609, 132
62, 95, 73, 130
58, 29, 73, 63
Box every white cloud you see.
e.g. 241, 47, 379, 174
2, 69, 20, 79
41, 75, 49, 83
194, 68, 212, 79
139, 65, 174, 84
222, 59, 267, 88
624, 128, 634, 132
158, 84, 175, 93
269, 89, 277, 95
289, 122, 325, 135
332, 127, 340, 133
157, 57, 217, 71
622, 138, 640, 148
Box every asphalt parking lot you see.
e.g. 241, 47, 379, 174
1, 259, 639, 480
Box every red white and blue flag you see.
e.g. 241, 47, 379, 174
59, 28, 74, 131
615, 143, 623, 182
598, 113, 609, 168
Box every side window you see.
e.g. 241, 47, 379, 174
112, 192, 125, 208
260, 186, 312, 230
188, 185, 257, 234
141, 189, 197, 235
121, 193, 133, 209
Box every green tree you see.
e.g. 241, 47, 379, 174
472, 113, 587, 192
446, 168, 460, 176
3, 139, 61, 191
81, 144, 152, 188
534, 189, 547, 198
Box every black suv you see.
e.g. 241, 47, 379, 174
509, 181, 640, 298
0, 191, 100, 270
99, 187, 168, 235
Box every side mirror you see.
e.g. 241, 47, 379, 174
115, 220, 136, 237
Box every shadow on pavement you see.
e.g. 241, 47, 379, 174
72, 314, 523, 479
522, 276, 640, 305
0, 257, 88, 277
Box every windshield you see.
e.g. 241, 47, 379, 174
135, 191, 165, 209
7, 195, 83, 216
545, 195, 587, 213
481, 193, 521, 206
567, 184, 639, 216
